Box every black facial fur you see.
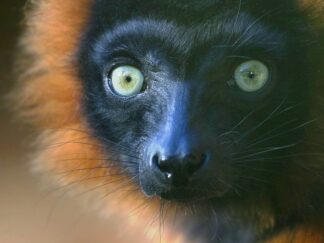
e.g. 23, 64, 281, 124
78, 0, 318, 242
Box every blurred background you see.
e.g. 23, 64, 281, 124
0, 1, 142, 243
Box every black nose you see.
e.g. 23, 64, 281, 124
152, 152, 208, 186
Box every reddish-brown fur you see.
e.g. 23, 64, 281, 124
14, 0, 324, 242
14, 1, 183, 241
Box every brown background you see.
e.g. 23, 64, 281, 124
0, 1, 142, 243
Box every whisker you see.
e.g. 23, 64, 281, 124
52, 163, 136, 176
236, 175, 274, 185
237, 99, 287, 143
54, 175, 127, 192
41, 128, 141, 158
234, 164, 280, 174
128, 201, 151, 217
231, 110, 256, 131
226, 0, 242, 44
41, 140, 100, 148
233, 144, 297, 161
159, 201, 166, 242
226, 55, 253, 60
85, 175, 138, 199
246, 119, 316, 149
232, 8, 280, 48
65, 128, 142, 156
40, 140, 141, 160
51, 156, 138, 165
216, 110, 255, 141
233, 152, 324, 164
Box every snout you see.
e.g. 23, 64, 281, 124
152, 152, 209, 186
140, 146, 210, 200
138, 83, 229, 201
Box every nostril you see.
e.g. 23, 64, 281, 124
152, 151, 209, 183
184, 153, 209, 175
152, 153, 160, 167
152, 153, 172, 173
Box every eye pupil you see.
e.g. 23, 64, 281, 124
125, 76, 132, 83
248, 71, 256, 79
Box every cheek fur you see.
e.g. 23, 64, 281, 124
13, 1, 184, 242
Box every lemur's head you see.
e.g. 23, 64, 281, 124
78, 0, 317, 203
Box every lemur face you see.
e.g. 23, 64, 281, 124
79, 0, 313, 203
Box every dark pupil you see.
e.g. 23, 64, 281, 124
125, 76, 132, 82
248, 71, 256, 79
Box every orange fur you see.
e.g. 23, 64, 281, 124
14, 0, 324, 242
14, 0, 183, 242
266, 226, 324, 243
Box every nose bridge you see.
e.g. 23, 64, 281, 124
142, 82, 211, 193
155, 83, 192, 157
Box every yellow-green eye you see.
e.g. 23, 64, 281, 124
234, 60, 270, 92
110, 65, 145, 97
